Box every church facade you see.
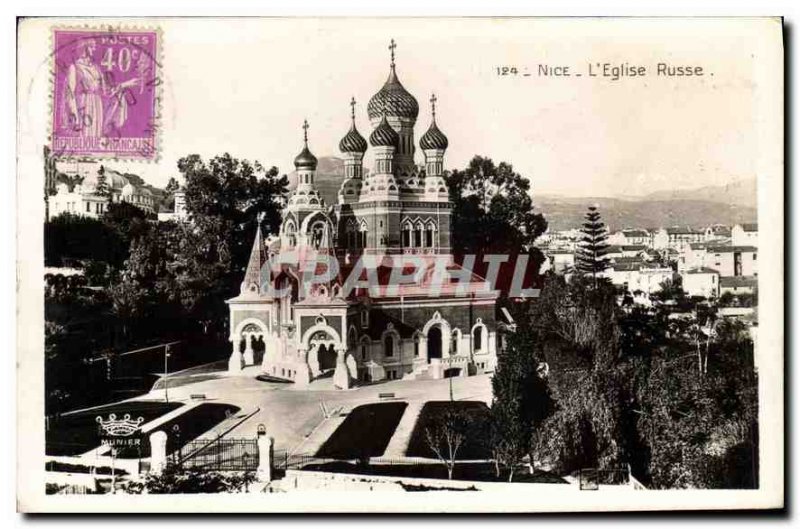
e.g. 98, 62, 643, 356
226, 43, 506, 389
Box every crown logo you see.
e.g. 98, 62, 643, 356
96, 413, 145, 437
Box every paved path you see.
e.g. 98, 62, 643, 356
138, 366, 493, 453
381, 401, 424, 458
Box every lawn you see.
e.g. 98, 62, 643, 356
316, 402, 408, 459
46, 400, 183, 456
405, 400, 491, 460
156, 403, 241, 457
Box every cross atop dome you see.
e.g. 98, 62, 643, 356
339, 98, 368, 154
367, 39, 419, 121
420, 93, 449, 151
389, 38, 397, 68
294, 118, 318, 170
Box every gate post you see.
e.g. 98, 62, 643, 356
257, 426, 274, 482
149, 431, 168, 475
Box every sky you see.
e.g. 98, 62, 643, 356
20, 18, 776, 197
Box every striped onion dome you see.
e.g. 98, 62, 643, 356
339, 123, 368, 154
367, 67, 419, 121
420, 121, 449, 150
369, 115, 400, 147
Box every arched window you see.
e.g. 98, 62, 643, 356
427, 326, 442, 361
425, 222, 436, 248
473, 326, 484, 352
359, 221, 368, 249
361, 343, 368, 361
384, 335, 395, 357
402, 220, 413, 248
414, 222, 424, 248
413, 335, 420, 357
451, 330, 460, 355
284, 221, 297, 248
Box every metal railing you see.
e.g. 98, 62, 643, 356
174, 437, 259, 472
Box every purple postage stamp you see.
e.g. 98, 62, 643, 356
51, 28, 161, 161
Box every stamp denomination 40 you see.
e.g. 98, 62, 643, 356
51, 28, 161, 161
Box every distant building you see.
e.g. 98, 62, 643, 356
731, 223, 758, 248
703, 245, 758, 277
652, 227, 705, 250
48, 160, 157, 219
608, 229, 651, 247
157, 190, 188, 222
604, 261, 673, 295
704, 224, 732, 242
678, 242, 711, 272
620, 245, 648, 258
680, 267, 720, 298
547, 250, 575, 274
719, 276, 757, 296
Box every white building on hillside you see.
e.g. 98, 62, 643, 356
680, 267, 720, 298
731, 223, 758, 248
48, 160, 157, 219
604, 262, 673, 295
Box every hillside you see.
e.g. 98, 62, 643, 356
287, 156, 344, 206
636, 178, 756, 208
287, 157, 757, 232
535, 196, 757, 232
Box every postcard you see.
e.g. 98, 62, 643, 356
16, 17, 784, 512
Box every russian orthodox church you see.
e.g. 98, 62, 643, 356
226, 41, 504, 389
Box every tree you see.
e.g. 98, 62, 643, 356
102, 201, 152, 246
44, 212, 128, 268
162, 177, 180, 211
425, 407, 471, 480
165, 176, 180, 194
447, 156, 548, 255
171, 153, 288, 337
575, 205, 610, 283
95, 165, 111, 198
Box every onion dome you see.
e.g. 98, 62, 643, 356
367, 40, 419, 121
420, 122, 449, 150
294, 119, 318, 170
419, 93, 449, 150
339, 97, 368, 153
369, 114, 400, 147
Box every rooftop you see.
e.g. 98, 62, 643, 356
719, 276, 758, 287
682, 267, 719, 275
707, 245, 758, 253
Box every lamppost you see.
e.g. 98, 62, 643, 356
164, 344, 171, 403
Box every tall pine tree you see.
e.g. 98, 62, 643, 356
95, 165, 110, 199
575, 205, 610, 283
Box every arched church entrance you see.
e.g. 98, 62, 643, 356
427, 326, 443, 363
305, 326, 342, 380
317, 343, 337, 374
252, 335, 266, 365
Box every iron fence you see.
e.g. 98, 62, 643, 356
174, 437, 259, 472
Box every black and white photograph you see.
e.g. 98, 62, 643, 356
14, 16, 784, 513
